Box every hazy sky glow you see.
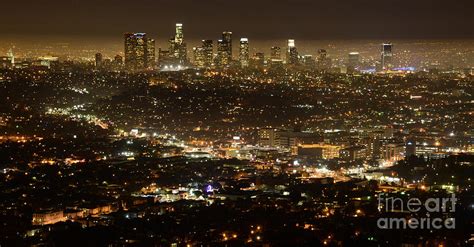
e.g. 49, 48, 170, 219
1, 0, 473, 40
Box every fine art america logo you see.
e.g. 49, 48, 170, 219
377, 193, 456, 230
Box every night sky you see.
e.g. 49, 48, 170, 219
1, 0, 473, 40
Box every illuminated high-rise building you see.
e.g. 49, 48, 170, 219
193, 39, 214, 68
222, 31, 232, 60
146, 38, 156, 68
239, 38, 249, 68
216, 39, 226, 66
175, 23, 184, 45
124, 33, 148, 70
169, 23, 187, 65
7, 48, 14, 65
287, 39, 299, 65
193, 47, 205, 68
124, 33, 155, 70
202, 40, 213, 67
381, 43, 393, 70
95, 53, 103, 68
347, 52, 360, 73
216, 31, 233, 67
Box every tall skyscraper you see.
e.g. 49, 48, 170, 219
381, 43, 393, 70
287, 39, 299, 65
239, 38, 249, 68
7, 48, 14, 65
193, 47, 205, 68
222, 31, 232, 60
95, 53, 103, 68
202, 40, 213, 67
216, 32, 233, 67
124, 33, 155, 70
124, 33, 147, 70
216, 39, 226, 66
347, 52, 360, 73
146, 38, 156, 68
169, 23, 187, 65
175, 23, 184, 45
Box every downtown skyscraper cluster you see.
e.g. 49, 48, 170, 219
124, 33, 155, 70
124, 24, 250, 71
123, 23, 396, 73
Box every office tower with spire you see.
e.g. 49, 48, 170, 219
169, 23, 187, 65
239, 38, 249, 68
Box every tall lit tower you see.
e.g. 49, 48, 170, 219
175, 23, 184, 45
287, 39, 298, 65
146, 38, 156, 68
347, 52, 360, 73
216, 32, 233, 67
239, 38, 249, 68
381, 43, 393, 70
222, 31, 233, 61
7, 48, 14, 65
193, 47, 205, 68
169, 23, 187, 64
202, 40, 213, 67
95, 53, 103, 68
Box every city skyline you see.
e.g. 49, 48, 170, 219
1, 21, 473, 68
